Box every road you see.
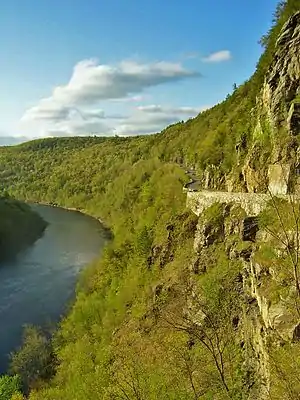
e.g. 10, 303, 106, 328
182, 168, 202, 191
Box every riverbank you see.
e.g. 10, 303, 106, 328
0, 203, 109, 374
29, 200, 113, 239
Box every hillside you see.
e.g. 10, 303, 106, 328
0, 196, 47, 262
0, 1, 300, 399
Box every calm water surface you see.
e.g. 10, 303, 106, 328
0, 204, 108, 373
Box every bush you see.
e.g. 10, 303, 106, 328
9, 326, 55, 392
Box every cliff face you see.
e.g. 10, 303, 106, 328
262, 11, 300, 131
222, 12, 300, 194
186, 20, 300, 390
187, 197, 300, 399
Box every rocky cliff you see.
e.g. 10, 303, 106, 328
201, 11, 300, 195
183, 13, 300, 399
187, 196, 300, 399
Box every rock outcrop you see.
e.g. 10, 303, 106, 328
268, 163, 291, 195
187, 199, 300, 399
264, 11, 300, 129
226, 12, 300, 194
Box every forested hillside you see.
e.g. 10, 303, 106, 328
0, 196, 46, 262
0, 1, 299, 399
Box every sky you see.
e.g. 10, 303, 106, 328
0, 0, 279, 144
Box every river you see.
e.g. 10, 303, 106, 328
0, 204, 108, 373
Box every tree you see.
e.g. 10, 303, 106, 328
9, 325, 55, 392
0, 375, 22, 400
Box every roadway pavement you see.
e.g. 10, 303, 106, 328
182, 168, 202, 191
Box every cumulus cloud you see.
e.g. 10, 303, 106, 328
115, 104, 208, 136
48, 120, 113, 137
116, 115, 176, 136
22, 59, 199, 124
19, 57, 206, 138
44, 105, 199, 138
45, 111, 116, 137
202, 50, 231, 63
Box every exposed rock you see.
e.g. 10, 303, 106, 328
242, 163, 261, 193
225, 174, 235, 193
166, 224, 174, 232
230, 242, 253, 262
204, 169, 210, 189
159, 247, 174, 268
152, 283, 163, 301
190, 256, 206, 275
293, 323, 300, 341
263, 12, 300, 127
194, 217, 224, 252
287, 101, 300, 136
147, 244, 162, 268
268, 163, 291, 195
243, 217, 259, 242
232, 316, 239, 329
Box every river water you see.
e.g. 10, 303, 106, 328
0, 204, 108, 373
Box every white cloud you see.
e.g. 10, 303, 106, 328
48, 120, 113, 137
20, 101, 211, 138
77, 109, 124, 120
202, 50, 231, 63
109, 95, 146, 103
21, 59, 199, 124
19, 58, 206, 138
137, 105, 201, 115
114, 104, 208, 136
42, 105, 199, 138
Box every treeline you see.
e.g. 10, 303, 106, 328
0, 195, 47, 262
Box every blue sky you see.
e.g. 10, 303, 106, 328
0, 0, 279, 144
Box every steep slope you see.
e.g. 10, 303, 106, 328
0, 1, 299, 399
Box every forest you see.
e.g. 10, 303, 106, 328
0, 196, 46, 262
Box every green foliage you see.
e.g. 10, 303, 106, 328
258, 198, 296, 231
257, 198, 300, 305
135, 225, 153, 256
0, 375, 22, 400
9, 326, 55, 392
202, 202, 225, 226
269, 343, 300, 399
0, 197, 47, 261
